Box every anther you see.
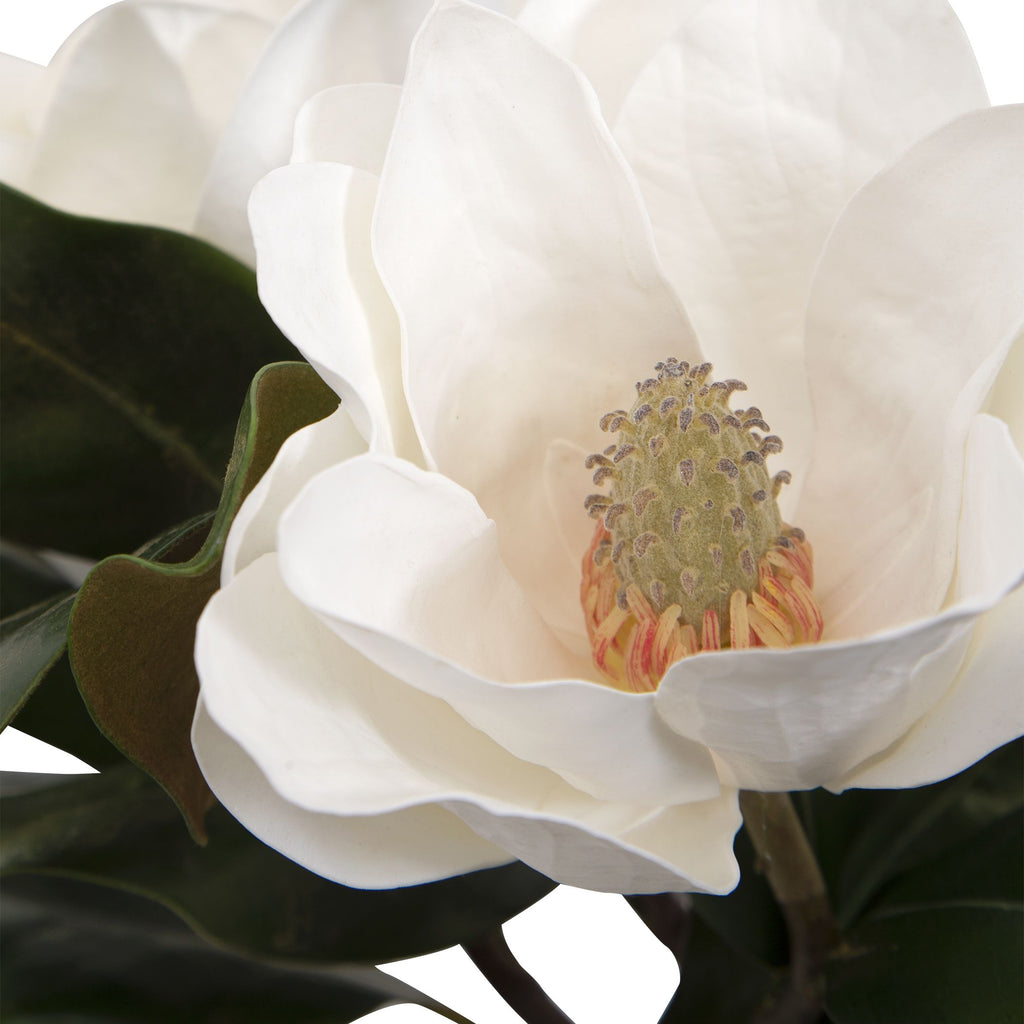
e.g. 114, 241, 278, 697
611, 541, 625, 564
592, 466, 615, 485
650, 580, 666, 608
744, 418, 771, 432
752, 489, 767, 503
672, 507, 690, 534
729, 506, 747, 532
593, 540, 612, 566
691, 362, 712, 381
760, 435, 784, 456
742, 450, 764, 466
633, 403, 653, 424
613, 444, 637, 463
679, 569, 699, 598
716, 458, 739, 480
585, 453, 613, 469
584, 493, 610, 513
599, 410, 626, 431
604, 503, 629, 528
709, 544, 723, 568
659, 396, 680, 416
634, 532, 659, 558
648, 435, 665, 458
699, 413, 720, 435
740, 548, 757, 577
632, 487, 658, 517
722, 414, 743, 429
789, 526, 806, 542
678, 459, 695, 486
772, 470, 792, 496
678, 406, 694, 432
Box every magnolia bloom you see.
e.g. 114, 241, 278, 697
0, 0, 522, 263
193, 0, 1024, 894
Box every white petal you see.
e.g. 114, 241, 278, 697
656, 414, 1024, 791
0, 55, 45, 190
195, 0, 435, 262
374, 1, 698, 637
194, 701, 508, 888
833, 414, 1024, 788
195, 554, 739, 893
23, 3, 270, 230
985, 333, 1023, 455
221, 404, 364, 585
614, 0, 988, 497
277, 454, 722, 808
250, 162, 420, 462
516, 0, 690, 122
292, 83, 401, 173
800, 106, 1024, 637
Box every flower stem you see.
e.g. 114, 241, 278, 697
463, 929, 575, 1024
740, 790, 837, 1024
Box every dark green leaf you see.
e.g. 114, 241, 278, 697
0, 594, 74, 729
67, 362, 338, 839
2, 874, 473, 1024
804, 739, 1023, 928
0, 541, 73, 619
1, 766, 555, 965
826, 905, 1022, 1024
0, 184, 296, 558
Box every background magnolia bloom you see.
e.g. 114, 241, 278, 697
193, 0, 1024, 893
0, 0, 523, 263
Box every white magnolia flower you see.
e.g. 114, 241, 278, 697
0, 0, 522, 263
193, 0, 1024, 894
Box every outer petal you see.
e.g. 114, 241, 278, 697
194, 700, 508, 887
0, 55, 45, 189
374, 1, 699, 640
833, 415, 1024, 789
19, 2, 271, 230
250, 162, 420, 462
221, 404, 363, 585
276, 454, 723, 809
195, 0, 436, 261
800, 105, 1024, 637
655, 413, 1024, 791
614, 0, 987, 496
195, 554, 740, 893
985, 333, 1023, 455
516, 0, 692, 122
292, 83, 401, 173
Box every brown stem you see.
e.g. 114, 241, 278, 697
740, 790, 837, 1024
463, 929, 576, 1024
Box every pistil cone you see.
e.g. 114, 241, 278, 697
580, 358, 824, 693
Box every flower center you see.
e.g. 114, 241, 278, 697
580, 358, 824, 692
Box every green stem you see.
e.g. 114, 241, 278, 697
740, 790, 837, 1024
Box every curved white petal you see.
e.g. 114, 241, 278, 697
276, 454, 722, 808
800, 105, 1024, 637
656, 412, 1024, 791
614, 0, 988, 498
194, 700, 509, 888
195, 0, 435, 261
22, 2, 271, 230
250, 162, 420, 462
222, 404, 363, 585
0, 55, 46, 190
516, 0, 691, 122
195, 554, 739, 893
292, 83, 401, 173
374, 0, 699, 637
832, 414, 1024, 788
985, 333, 1023, 455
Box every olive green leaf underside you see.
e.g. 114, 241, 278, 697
0, 766, 555, 969
67, 361, 338, 841
0, 185, 298, 559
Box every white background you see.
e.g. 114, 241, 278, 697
2, 3, 1022, 1022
